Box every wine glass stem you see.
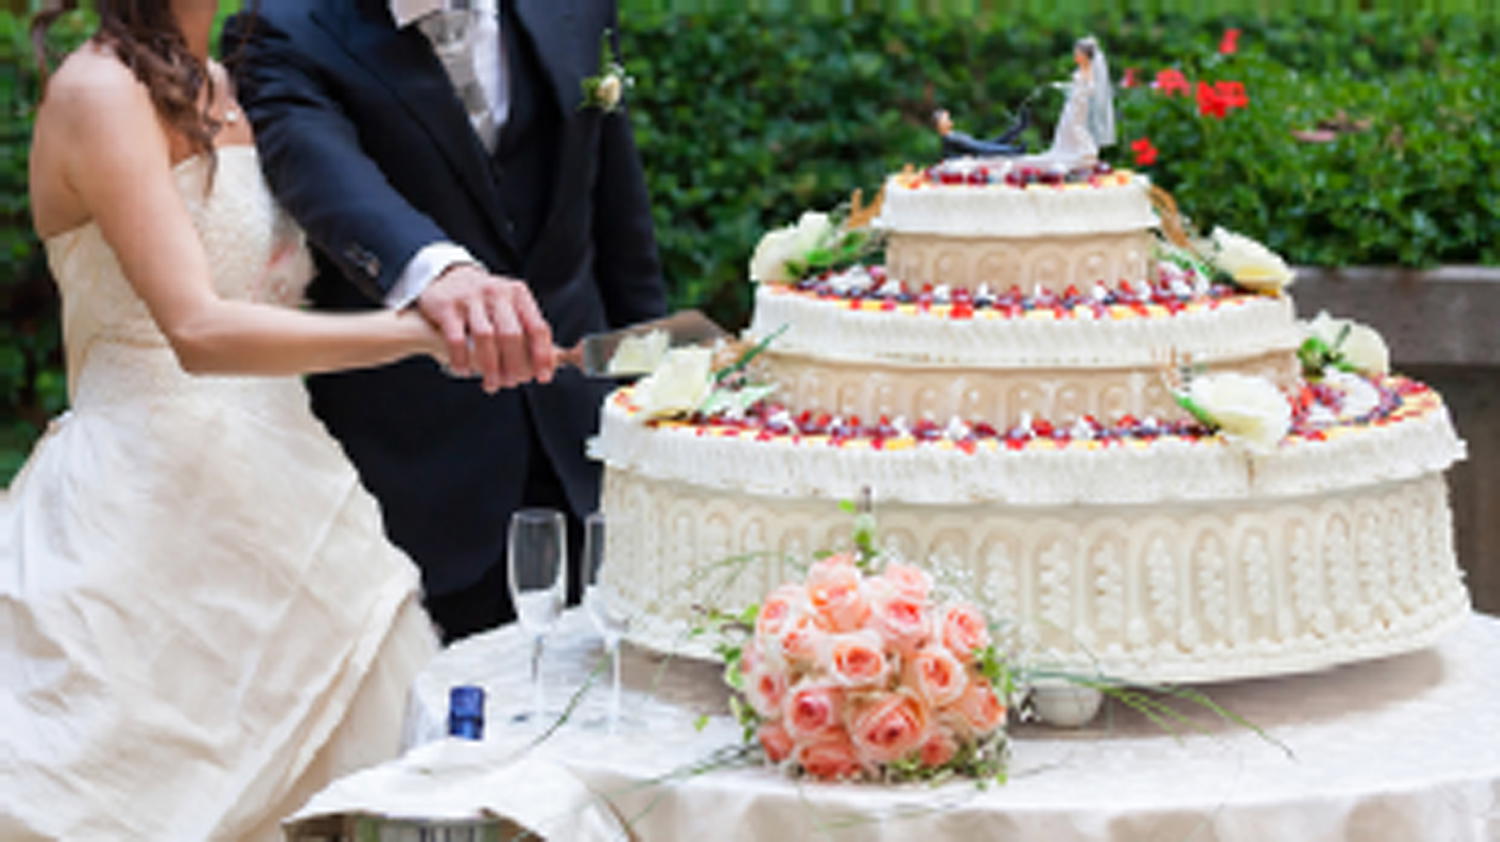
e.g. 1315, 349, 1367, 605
608, 641, 622, 735
530, 633, 545, 721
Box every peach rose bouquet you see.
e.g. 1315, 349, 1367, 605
723, 553, 1012, 783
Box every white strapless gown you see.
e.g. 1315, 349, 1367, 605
0, 147, 438, 841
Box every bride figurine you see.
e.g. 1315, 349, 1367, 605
1030, 36, 1116, 169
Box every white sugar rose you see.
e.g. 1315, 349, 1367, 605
632, 346, 713, 420
1306, 311, 1390, 376
748, 211, 834, 284
1186, 372, 1292, 453
1342, 325, 1390, 376
1210, 227, 1295, 294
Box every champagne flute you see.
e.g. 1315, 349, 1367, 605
508, 507, 566, 723
582, 511, 632, 733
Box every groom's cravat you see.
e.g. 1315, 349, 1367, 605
384, 0, 510, 307
393, 0, 509, 152
413, 0, 508, 152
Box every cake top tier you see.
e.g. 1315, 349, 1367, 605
876, 164, 1159, 239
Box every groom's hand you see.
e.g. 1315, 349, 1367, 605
418, 265, 557, 392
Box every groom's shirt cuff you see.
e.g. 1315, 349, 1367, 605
386, 242, 481, 309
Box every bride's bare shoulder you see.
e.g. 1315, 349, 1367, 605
39, 45, 156, 132
31, 45, 173, 237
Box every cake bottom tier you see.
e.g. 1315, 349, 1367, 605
601, 468, 1469, 684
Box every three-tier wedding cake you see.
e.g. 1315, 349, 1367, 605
591, 159, 1469, 684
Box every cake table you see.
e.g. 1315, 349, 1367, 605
397, 608, 1500, 842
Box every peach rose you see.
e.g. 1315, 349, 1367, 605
881, 562, 933, 601
907, 644, 969, 707
871, 592, 930, 652
777, 613, 829, 667
794, 728, 864, 781
743, 667, 788, 718
919, 725, 960, 769
822, 630, 890, 688
942, 678, 1007, 737
849, 691, 931, 765
759, 721, 795, 764
782, 681, 844, 741
939, 603, 991, 661
806, 556, 869, 633
757, 583, 808, 642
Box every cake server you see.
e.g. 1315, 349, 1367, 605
556, 309, 729, 377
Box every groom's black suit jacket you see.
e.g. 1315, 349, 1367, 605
226, 0, 666, 596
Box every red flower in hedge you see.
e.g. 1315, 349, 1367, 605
1215, 80, 1249, 110
1219, 28, 1242, 55
1122, 67, 1140, 88
1196, 81, 1229, 119
1154, 68, 1190, 96
1131, 137, 1159, 166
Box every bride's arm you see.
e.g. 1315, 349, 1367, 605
43, 61, 444, 377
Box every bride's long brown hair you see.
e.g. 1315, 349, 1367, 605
32, 1, 240, 171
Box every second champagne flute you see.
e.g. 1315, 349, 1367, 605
508, 507, 566, 723
582, 511, 632, 733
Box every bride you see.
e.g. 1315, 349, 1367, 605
1026, 35, 1116, 169
2, 2, 450, 838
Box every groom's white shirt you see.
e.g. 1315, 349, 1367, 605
386, 0, 510, 308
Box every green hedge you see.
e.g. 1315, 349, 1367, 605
3, 8, 1499, 481
1, 11, 77, 481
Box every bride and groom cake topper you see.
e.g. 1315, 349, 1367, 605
935, 35, 1117, 168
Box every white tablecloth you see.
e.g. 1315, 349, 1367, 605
336, 611, 1500, 841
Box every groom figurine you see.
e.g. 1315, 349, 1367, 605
226, 0, 667, 641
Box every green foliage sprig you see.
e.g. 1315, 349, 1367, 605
783, 227, 886, 283
1297, 325, 1360, 377
714, 323, 787, 384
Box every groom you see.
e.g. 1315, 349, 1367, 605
226, 0, 667, 641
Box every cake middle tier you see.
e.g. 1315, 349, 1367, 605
745, 283, 1302, 425
754, 348, 1299, 426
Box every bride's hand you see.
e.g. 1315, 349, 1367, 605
401, 308, 450, 367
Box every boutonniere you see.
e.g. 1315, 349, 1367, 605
580, 30, 634, 112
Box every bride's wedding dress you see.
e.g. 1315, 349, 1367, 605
0, 146, 437, 840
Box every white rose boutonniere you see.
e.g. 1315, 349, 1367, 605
581, 31, 633, 113
1302, 311, 1390, 377
633, 346, 714, 420
1206, 227, 1296, 295
748, 211, 835, 284
1178, 372, 1292, 454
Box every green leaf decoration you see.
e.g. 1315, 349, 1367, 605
715, 323, 789, 383
782, 228, 886, 285
698, 384, 777, 418
851, 512, 879, 571
1298, 334, 1360, 378
1173, 390, 1218, 429
1154, 238, 1220, 285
